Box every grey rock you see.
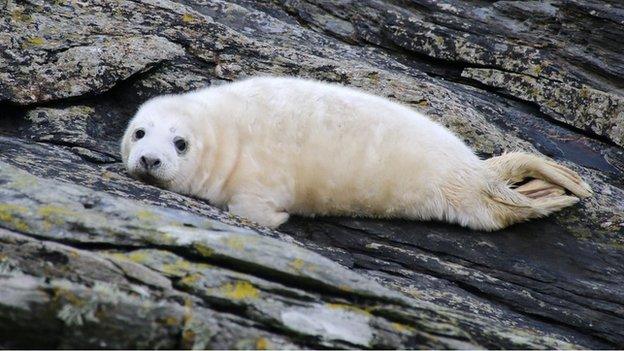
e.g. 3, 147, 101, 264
1, 31, 184, 104
462, 68, 624, 148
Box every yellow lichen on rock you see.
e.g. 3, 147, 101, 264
326, 303, 372, 316
8, 176, 37, 190
193, 244, 214, 257
0, 204, 30, 232
127, 251, 151, 264
288, 258, 305, 272
391, 322, 415, 333
24, 36, 45, 46
225, 236, 246, 250
38, 205, 76, 225
161, 260, 193, 276
182, 13, 195, 23
255, 337, 269, 350
179, 273, 202, 285
135, 210, 158, 222
11, 10, 32, 22
220, 281, 260, 300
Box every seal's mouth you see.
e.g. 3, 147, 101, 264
133, 171, 168, 188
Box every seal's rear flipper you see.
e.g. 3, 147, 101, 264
471, 152, 593, 231
484, 152, 592, 198
480, 181, 580, 231
515, 179, 565, 199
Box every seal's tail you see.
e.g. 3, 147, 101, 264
477, 152, 591, 230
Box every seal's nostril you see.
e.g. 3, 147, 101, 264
140, 156, 161, 170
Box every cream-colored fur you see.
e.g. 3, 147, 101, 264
121, 76, 592, 230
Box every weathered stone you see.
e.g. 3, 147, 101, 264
462, 68, 624, 147
1, 161, 577, 349
20, 106, 119, 157
1, 33, 184, 104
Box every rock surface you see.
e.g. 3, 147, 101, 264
0, 0, 623, 349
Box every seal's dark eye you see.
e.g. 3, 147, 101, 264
174, 138, 187, 154
134, 129, 145, 140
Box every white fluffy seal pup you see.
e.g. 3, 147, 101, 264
121, 76, 592, 230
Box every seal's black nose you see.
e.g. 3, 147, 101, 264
140, 156, 161, 171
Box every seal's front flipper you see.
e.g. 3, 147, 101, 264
227, 193, 289, 228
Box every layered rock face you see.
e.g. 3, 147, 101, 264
0, 0, 623, 348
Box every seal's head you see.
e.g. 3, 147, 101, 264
121, 95, 207, 191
